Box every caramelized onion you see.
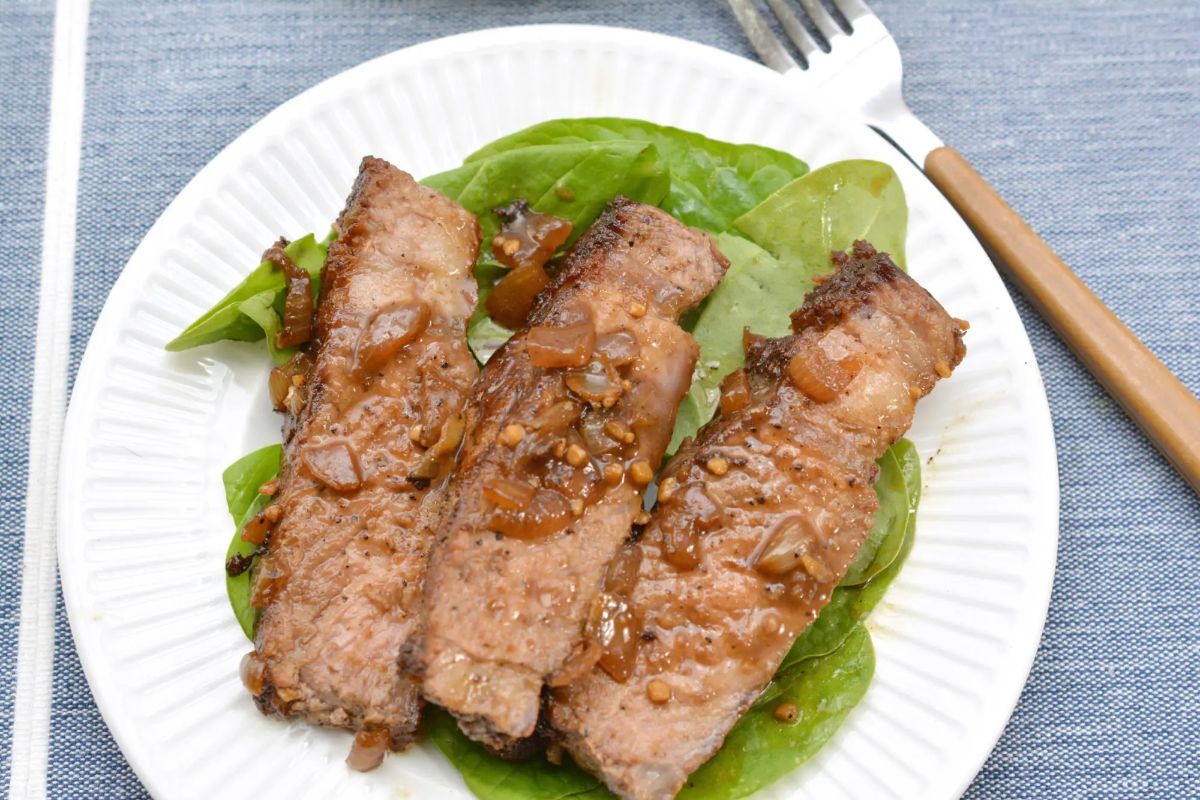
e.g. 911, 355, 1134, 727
604, 544, 643, 596
251, 560, 289, 607
483, 476, 536, 511
265, 240, 314, 349
269, 350, 312, 412
301, 440, 363, 492
661, 523, 702, 570
285, 386, 306, 418
408, 415, 466, 486
346, 727, 390, 772
355, 300, 430, 374
679, 483, 722, 530
524, 488, 573, 535
658, 484, 721, 569
595, 330, 640, 366
430, 415, 466, 456
489, 488, 573, 540
589, 592, 641, 683
753, 514, 821, 576
577, 412, 614, 455
240, 510, 271, 545
786, 348, 857, 403
548, 641, 603, 688
491, 199, 573, 270
564, 362, 623, 406
486, 261, 550, 330
239, 651, 267, 696
268, 367, 291, 411
718, 368, 752, 416
407, 453, 440, 486
530, 399, 582, 432
527, 316, 596, 368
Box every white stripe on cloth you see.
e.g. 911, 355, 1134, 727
8, 0, 91, 796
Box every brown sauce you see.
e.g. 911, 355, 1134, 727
264, 240, 315, 349
485, 200, 573, 329
345, 727, 390, 772
491, 199, 573, 271
354, 301, 431, 374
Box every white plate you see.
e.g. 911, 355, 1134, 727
59, 24, 1058, 800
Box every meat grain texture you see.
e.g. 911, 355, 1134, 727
551, 242, 966, 800
418, 198, 729, 747
243, 157, 481, 759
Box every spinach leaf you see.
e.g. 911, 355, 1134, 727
669, 234, 796, 452
842, 438, 920, 586
422, 140, 669, 363
222, 444, 282, 640
781, 461, 920, 672
429, 709, 612, 800
464, 117, 808, 232
731, 159, 907, 268
467, 308, 514, 366
678, 626, 875, 800
166, 232, 331, 364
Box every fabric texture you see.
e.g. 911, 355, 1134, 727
0, 0, 54, 794
2, 0, 1198, 797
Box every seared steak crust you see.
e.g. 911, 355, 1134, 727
244, 157, 480, 751
419, 198, 728, 746
551, 241, 966, 800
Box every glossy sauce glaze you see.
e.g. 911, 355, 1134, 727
551, 242, 967, 800
486, 200, 574, 329
418, 198, 728, 747
242, 157, 481, 763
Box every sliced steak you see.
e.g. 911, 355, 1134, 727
550, 241, 966, 800
418, 198, 729, 746
241, 157, 481, 763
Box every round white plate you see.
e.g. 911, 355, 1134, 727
59, 24, 1058, 800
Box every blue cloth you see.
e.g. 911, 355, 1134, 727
2, 0, 1197, 796
0, 0, 53, 794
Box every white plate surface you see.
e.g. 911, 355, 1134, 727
59, 25, 1058, 800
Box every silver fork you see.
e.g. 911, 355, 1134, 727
728, 0, 1200, 494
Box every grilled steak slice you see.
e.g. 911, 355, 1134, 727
241, 157, 481, 761
550, 241, 966, 800
419, 198, 729, 746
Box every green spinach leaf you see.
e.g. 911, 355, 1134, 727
731, 159, 907, 268
429, 709, 612, 800
669, 234, 796, 452
464, 117, 808, 232
842, 438, 920, 586
678, 626, 875, 800
781, 457, 920, 672
166, 232, 331, 364
222, 444, 282, 640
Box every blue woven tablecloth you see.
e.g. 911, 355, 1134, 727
2, 1, 1197, 797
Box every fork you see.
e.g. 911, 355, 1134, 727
728, 0, 1200, 494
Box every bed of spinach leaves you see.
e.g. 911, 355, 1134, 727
180, 118, 917, 800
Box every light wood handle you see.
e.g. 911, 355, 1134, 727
925, 145, 1200, 494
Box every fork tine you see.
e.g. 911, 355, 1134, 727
797, 0, 846, 43
831, 0, 874, 24
726, 0, 799, 73
764, 0, 822, 60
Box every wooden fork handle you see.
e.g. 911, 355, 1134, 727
925, 146, 1200, 494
